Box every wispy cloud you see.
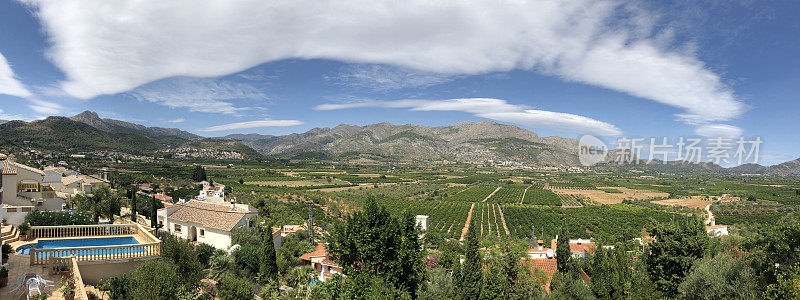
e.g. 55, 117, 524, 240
27, 98, 63, 114
127, 77, 267, 115
0, 52, 32, 98
24, 0, 744, 127
325, 65, 459, 91
165, 118, 185, 123
199, 119, 303, 132
694, 124, 743, 138
315, 98, 622, 136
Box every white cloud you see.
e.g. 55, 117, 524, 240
0, 52, 32, 98
24, 0, 743, 125
127, 77, 267, 114
165, 118, 185, 123
199, 119, 303, 132
315, 98, 622, 136
27, 98, 63, 114
325, 65, 460, 91
695, 124, 743, 138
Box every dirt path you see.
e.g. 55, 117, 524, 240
497, 204, 510, 235
705, 203, 714, 225
519, 184, 533, 204
461, 202, 477, 240
483, 187, 502, 202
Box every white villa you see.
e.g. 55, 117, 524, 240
706, 218, 729, 237
157, 200, 257, 250
0, 154, 66, 225
195, 181, 226, 203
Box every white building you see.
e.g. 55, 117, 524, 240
415, 215, 429, 231
157, 200, 257, 250
705, 219, 729, 237
195, 181, 226, 203
0, 154, 65, 225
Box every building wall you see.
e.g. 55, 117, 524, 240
78, 259, 149, 285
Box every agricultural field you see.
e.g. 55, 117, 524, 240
443, 186, 498, 202
245, 178, 350, 187
502, 203, 689, 243
522, 186, 561, 206
474, 202, 508, 238
551, 186, 669, 205
652, 196, 712, 209
487, 185, 528, 204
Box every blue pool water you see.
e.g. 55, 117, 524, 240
16, 236, 141, 255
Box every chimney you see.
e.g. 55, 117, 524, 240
710, 218, 715, 226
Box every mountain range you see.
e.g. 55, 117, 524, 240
1, 111, 798, 175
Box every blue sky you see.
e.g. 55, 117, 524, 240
0, 0, 798, 166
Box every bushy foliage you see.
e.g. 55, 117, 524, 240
327, 197, 425, 297
644, 218, 709, 297
233, 244, 262, 276
218, 275, 254, 300
679, 254, 758, 299
23, 210, 95, 226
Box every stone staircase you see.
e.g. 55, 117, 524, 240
1, 224, 20, 245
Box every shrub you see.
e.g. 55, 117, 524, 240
196, 243, 215, 267
23, 210, 94, 226
218, 275, 254, 300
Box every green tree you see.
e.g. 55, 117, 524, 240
128, 260, 184, 300
150, 195, 158, 228
218, 275, 254, 300
644, 218, 709, 297
764, 263, 800, 300
550, 272, 595, 300
456, 216, 482, 300
327, 197, 425, 297
590, 246, 632, 299
130, 192, 137, 222
679, 254, 758, 300
556, 227, 570, 273
418, 270, 455, 300
192, 165, 207, 182
260, 229, 279, 283
233, 244, 262, 276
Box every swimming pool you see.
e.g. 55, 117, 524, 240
16, 236, 141, 255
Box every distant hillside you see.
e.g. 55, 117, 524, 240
0, 113, 263, 160
727, 158, 800, 176
225, 121, 582, 166
70, 111, 200, 141
0, 117, 160, 154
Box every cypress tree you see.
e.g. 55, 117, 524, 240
150, 195, 157, 228
459, 216, 482, 300
131, 192, 137, 222
556, 226, 570, 272
261, 228, 279, 283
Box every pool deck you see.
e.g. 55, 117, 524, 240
2, 234, 127, 299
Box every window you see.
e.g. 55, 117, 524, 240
36, 201, 44, 206
199, 228, 205, 237
174, 224, 182, 233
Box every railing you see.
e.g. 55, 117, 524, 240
31, 241, 161, 265
27, 224, 161, 265
52, 256, 89, 300
29, 224, 138, 239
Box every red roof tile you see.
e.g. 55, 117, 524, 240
524, 258, 558, 293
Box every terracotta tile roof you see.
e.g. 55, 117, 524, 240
166, 200, 255, 232
300, 244, 328, 261
9, 161, 45, 176
1, 163, 17, 175
154, 193, 173, 202
569, 241, 596, 254
321, 258, 341, 268
62, 175, 83, 186
525, 258, 558, 293
706, 225, 727, 229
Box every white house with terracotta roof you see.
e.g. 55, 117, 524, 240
195, 181, 226, 203
157, 200, 257, 250
300, 244, 342, 281
0, 154, 66, 225
705, 218, 729, 237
